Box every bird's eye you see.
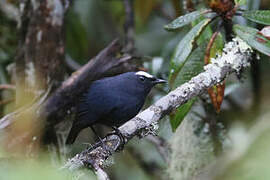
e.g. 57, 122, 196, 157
139, 76, 146, 82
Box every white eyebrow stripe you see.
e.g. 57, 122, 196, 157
135, 71, 154, 78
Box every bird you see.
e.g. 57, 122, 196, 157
66, 71, 166, 144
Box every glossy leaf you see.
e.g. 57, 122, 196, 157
169, 19, 211, 86
170, 98, 197, 132
169, 47, 205, 131
210, 33, 224, 58
172, 46, 205, 89
197, 25, 213, 46
243, 10, 270, 25
205, 32, 223, 64
192, 16, 213, 46
233, 24, 270, 56
164, 9, 209, 31
260, 26, 270, 39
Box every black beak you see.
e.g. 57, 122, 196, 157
153, 78, 167, 85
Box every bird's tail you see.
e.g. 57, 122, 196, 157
66, 124, 84, 145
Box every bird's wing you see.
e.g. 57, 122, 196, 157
75, 81, 116, 124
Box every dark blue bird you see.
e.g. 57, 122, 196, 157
66, 71, 166, 144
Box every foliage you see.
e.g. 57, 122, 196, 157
168, 19, 211, 86
165, 0, 270, 131
164, 9, 209, 31
242, 10, 270, 25
234, 25, 270, 56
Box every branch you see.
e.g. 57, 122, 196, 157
204, 32, 219, 64
94, 167, 110, 180
127, 145, 163, 179
63, 38, 253, 174
123, 0, 135, 53
0, 40, 133, 129
0, 84, 15, 91
0, 99, 14, 106
43, 39, 132, 125
65, 55, 82, 71
146, 135, 170, 164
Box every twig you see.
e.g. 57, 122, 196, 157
94, 167, 110, 180
0, 84, 15, 91
127, 145, 163, 179
146, 135, 170, 164
63, 38, 253, 174
123, 0, 135, 53
204, 32, 219, 64
0, 99, 14, 106
65, 55, 82, 71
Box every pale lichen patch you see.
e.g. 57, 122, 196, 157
37, 30, 42, 42
25, 62, 36, 88
204, 37, 252, 78
31, 0, 40, 11
47, 0, 64, 26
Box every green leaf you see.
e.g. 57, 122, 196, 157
234, 0, 247, 6
210, 32, 224, 59
169, 46, 206, 131
169, 19, 211, 86
170, 98, 197, 132
66, 10, 89, 63
233, 24, 270, 56
197, 25, 213, 46
172, 46, 204, 89
242, 10, 270, 25
192, 16, 213, 46
164, 9, 209, 31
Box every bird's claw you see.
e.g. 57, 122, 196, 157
107, 127, 126, 152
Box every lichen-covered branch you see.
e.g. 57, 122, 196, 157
63, 38, 253, 175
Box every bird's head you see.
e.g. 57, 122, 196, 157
114, 71, 166, 97
135, 71, 166, 86
129, 71, 166, 94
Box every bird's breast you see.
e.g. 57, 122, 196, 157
103, 94, 145, 126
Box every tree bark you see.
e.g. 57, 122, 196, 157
15, 0, 68, 107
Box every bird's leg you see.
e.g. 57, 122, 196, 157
90, 126, 103, 142
90, 126, 108, 150
90, 126, 114, 154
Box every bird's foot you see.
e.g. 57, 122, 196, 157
106, 126, 126, 152
89, 138, 113, 155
